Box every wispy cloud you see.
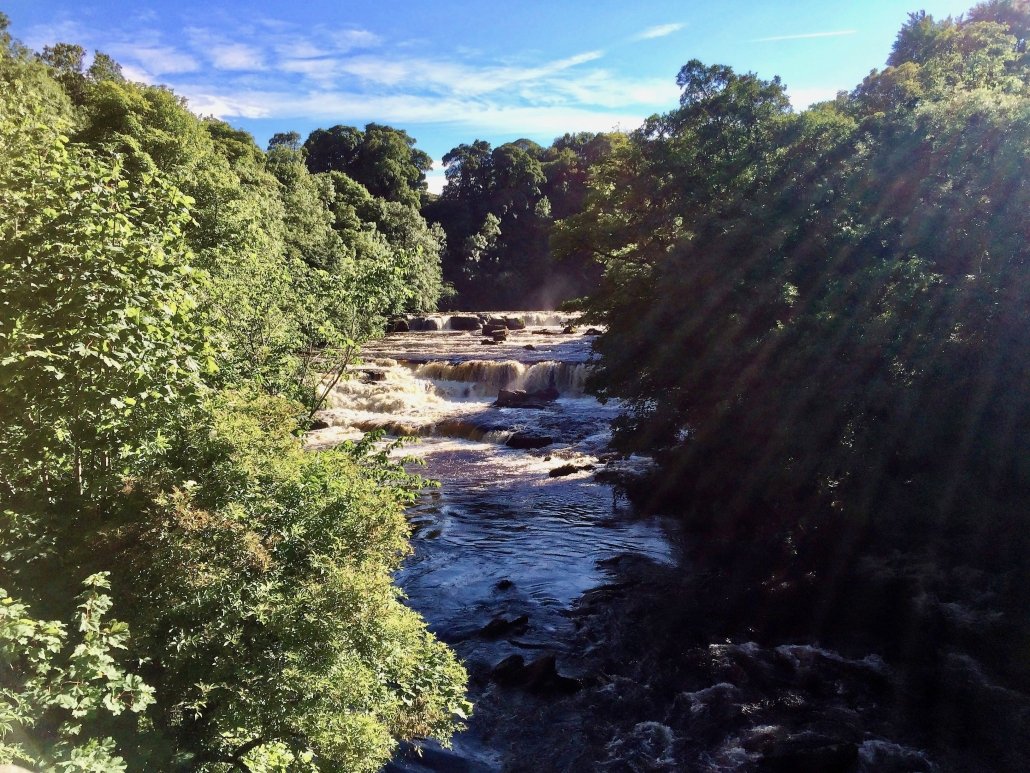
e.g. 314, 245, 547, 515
634, 23, 685, 41
754, 30, 857, 43
186, 29, 265, 71
19, 15, 673, 145
111, 44, 199, 74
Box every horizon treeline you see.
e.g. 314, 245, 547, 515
292, 124, 613, 310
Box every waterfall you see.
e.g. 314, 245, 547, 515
412, 360, 589, 397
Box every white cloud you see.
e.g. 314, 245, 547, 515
755, 30, 857, 43
786, 85, 844, 108
119, 63, 155, 84
113, 44, 199, 74
330, 29, 380, 50
275, 39, 329, 59
333, 49, 606, 97
210, 43, 265, 71
19, 15, 672, 147
634, 23, 685, 41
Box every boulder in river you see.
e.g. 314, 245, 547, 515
387, 318, 409, 333
491, 654, 581, 694
352, 368, 386, 383
494, 387, 559, 409
506, 432, 554, 450
448, 315, 482, 331
549, 462, 595, 478
480, 614, 530, 638
492, 328, 508, 342
504, 316, 527, 330
481, 338, 500, 345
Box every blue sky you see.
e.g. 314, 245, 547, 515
7, 0, 977, 191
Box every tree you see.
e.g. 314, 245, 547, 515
0, 82, 207, 502
303, 123, 431, 207
0, 575, 155, 771
267, 130, 302, 151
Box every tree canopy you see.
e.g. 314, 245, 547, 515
0, 24, 465, 772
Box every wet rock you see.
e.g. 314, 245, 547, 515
506, 432, 554, 450
448, 315, 482, 331
523, 344, 537, 351
583, 327, 603, 336
494, 387, 560, 409
309, 418, 330, 431
492, 654, 527, 685
549, 463, 594, 478
504, 316, 527, 330
387, 318, 409, 333
492, 329, 508, 342
480, 614, 530, 638
481, 338, 500, 345
407, 316, 442, 331
353, 368, 386, 383
495, 578, 515, 591
491, 654, 581, 694
603, 722, 677, 771
562, 325, 578, 334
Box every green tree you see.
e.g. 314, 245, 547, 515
0, 575, 155, 772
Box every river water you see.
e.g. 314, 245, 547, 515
307, 312, 675, 770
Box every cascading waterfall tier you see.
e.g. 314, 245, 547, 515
412, 360, 589, 398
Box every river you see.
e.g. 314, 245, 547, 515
306, 313, 989, 773
308, 312, 675, 770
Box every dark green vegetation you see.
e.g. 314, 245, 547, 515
560, 2, 1030, 765
424, 134, 609, 309
0, 16, 467, 772
297, 125, 612, 310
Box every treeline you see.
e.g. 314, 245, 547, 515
424, 134, 610, 309
0, 16, 468, 772
567, 0, 1030, 703
291, 125, 613, 310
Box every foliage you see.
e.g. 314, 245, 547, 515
424, 134, 611, 308
303, 123, 432, 208
69, 392, 469, 771
0, 76, 207, 502
567, 3, 1030, 586
0, 25, 466, 772
0, 574, 155, 772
